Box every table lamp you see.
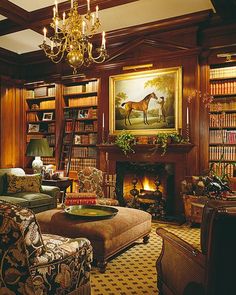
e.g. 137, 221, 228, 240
26, 138, 53, 173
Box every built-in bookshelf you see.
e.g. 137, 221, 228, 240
25, 83, 56, 167
209, 65, 236, 178
62, 79, 99, 173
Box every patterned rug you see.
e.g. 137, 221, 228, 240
91, 223, 200, 295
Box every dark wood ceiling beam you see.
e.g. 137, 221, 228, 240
0, 19, 27, 36
0, 0, 29, 25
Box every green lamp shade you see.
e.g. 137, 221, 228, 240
26, 138, 53, 157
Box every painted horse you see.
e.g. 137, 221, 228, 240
121, 92, 158, 125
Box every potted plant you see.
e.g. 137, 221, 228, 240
154, 132, 186, 155
115, 130, 136, 155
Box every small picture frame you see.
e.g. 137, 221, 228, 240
42, 112, 53, 121
74, 135, 81, 145
28, 123, 40, 133
78, 109, 88, 119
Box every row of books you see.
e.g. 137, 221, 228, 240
64, 81, 98, 95
26, 87, 55, 98
210, 66, 236, 79
210, 80, 236, 95
209, 113, 236, 128
65, 198, 97, 205
48, 123, 55, 133
39, 100, 55, 109
71, 147, 97, 158
68, 96, 98, 107
209, 146, 236, 161
64, 108, 97, 119
74, 133, 97, 145
45, 134, 55, 145
65, 121, 97, 132
210, 101, 236, 111
209, 130, 236, 144
41, 157, 56, 165
209, 162, 235, 178
64, 158, 97, 171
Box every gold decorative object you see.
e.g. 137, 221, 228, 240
39, 0, 108, 74
122, 64, 153, 71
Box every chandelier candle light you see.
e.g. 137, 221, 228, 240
39, 0, 108, 74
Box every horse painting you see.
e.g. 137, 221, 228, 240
121, 92, 158, 125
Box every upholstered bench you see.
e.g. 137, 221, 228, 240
36, 206, 152, 272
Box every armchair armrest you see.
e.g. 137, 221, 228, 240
41, 185, 60, 206
156, 227, 206, 295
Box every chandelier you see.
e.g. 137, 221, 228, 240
39, 0, 108, 74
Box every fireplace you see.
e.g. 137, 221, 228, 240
97, 143, 194, 216
116, 161, 175, 217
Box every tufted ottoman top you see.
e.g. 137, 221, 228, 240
36, 206, 152, 265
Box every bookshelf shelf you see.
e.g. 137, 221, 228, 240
209, 65, 236, 178
63, 91, 97, 98
26, 108, 56, 113
25, 83, 57, 168
26, 96, 55, 101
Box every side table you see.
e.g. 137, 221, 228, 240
42, 178, 73, 203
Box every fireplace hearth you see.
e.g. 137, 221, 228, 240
97, 143, 194, 216
116, 162, 175, 219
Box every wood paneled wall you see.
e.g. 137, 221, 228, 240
0, 11, 235, 174
0, 78, 24, 168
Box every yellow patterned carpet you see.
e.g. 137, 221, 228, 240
91, 223, 200, 295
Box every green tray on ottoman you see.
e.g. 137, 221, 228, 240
65, 205, 118, 220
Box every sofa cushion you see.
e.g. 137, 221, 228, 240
0, 173, 7, 195
11, 192, 54, 207
0, 195, 30, 206
7, 174, 41, 193
0, 168, 26, 195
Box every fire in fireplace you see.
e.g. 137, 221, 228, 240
116, 162, 175, 217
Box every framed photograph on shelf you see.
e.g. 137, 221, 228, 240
42, 112, 53, 121
28, 123, 40, 133
74, 135, 81, 145
109, 67, 182, 135
78, 109, 88, 119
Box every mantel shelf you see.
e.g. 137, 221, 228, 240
97, 143, 194, 154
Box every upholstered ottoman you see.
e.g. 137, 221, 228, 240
36, 206, 152, 272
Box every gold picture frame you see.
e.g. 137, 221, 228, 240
109, 67, 182, 135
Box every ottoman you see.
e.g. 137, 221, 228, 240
36, 206, 152, 272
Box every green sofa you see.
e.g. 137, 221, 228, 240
0, 168, 59, 213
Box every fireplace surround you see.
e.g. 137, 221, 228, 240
98, 143, 194, 216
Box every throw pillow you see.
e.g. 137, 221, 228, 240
7, 174, 42, 193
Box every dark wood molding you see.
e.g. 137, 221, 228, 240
0, 0, 29, 25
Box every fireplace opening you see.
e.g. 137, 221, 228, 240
116, 162, 175, 219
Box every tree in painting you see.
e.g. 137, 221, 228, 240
144, 73, 175, 127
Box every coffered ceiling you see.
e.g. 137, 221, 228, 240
0, 0, 216, 55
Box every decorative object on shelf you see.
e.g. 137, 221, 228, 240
28, 123, 40, 133
26, 138, 53, 173
152, 132, 186, 156
203, 175, 232, 199
39, 0, 108, 74
115, 130, 136, 155
109, 67, 182, 135
42, 112, 53, 121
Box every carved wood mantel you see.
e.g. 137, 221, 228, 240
97, 143, 194, 216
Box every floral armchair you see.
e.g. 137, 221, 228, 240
77, 167, 119, 206
0, 200, 92, 295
